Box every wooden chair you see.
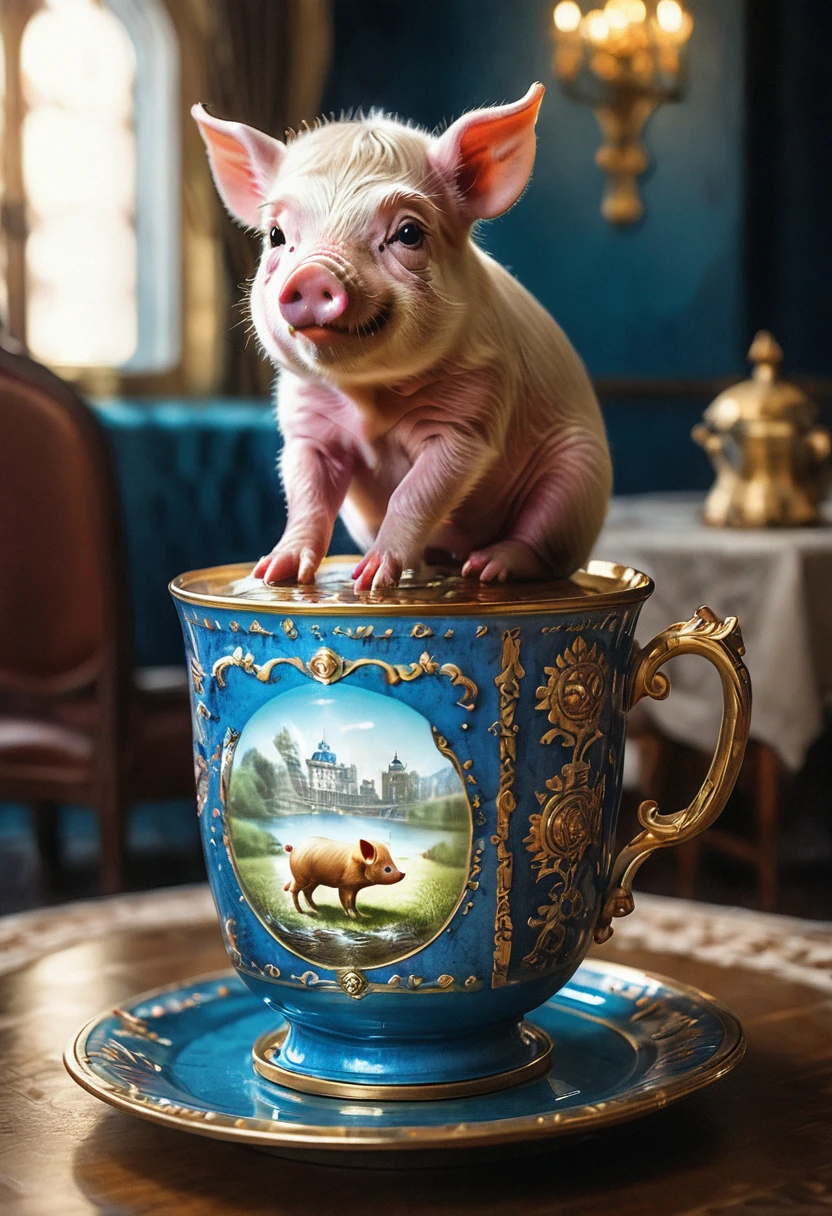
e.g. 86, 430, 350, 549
633, 724, 784, 912
0, 345, 195, 894
675, 741, 784, 912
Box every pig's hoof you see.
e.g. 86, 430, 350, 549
253, 545, 323, 586
352, 551, 403, 591
462, 541, 548, 584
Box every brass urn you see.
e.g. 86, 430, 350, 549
693, 331, 831, 528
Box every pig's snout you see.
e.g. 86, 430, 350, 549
279, 263, 349, 329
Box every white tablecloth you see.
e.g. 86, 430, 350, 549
594, 493, 832, 771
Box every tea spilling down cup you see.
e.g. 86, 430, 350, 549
171, 559, 750, 1100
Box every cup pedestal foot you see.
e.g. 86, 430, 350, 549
252, 1019, 553, 1100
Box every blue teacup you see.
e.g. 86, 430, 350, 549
171, 560, 750, 1099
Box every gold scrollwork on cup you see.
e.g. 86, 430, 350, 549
524, 762, 605, 968
270, 968, 482, 995
490, 628, 525, 987
337, 969, 370, 999
307, 647, 342, 682
531, 766, 597, 869
332, 624, 394, 639
212, 645, 477, 710
536, 635, 608, 749
190, 655, 205, 694
523, 635, 610, 971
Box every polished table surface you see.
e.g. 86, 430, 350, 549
1, 886, 830, 1216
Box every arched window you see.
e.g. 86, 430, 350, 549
22, 1, 139, 366
0, 0, 198, 384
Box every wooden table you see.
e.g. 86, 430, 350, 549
1, 886, 830, 1215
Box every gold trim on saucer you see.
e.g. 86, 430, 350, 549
250, 1022, 553, 1101
64, 961, 745, 1153
169, 557, 654, 618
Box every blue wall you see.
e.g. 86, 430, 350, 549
745, 0, 832, 375
322, 0, 747, 379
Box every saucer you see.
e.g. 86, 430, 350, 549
64, 959, 744, 1155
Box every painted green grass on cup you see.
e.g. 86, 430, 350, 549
234, 846, 468, 969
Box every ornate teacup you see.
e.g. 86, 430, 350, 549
171, 560, 750, 1100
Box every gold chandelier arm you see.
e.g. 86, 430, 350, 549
594, 96, 656, 225
593, 606, 751, 943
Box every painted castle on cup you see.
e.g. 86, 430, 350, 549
267, 728, 458, 819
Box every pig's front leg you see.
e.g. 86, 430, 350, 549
353, 429, 494, 591
253, 437, 354, 585
339, 887, 371, 919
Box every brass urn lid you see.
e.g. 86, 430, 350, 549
170, 557, 653, 616
703, 331, 818, 431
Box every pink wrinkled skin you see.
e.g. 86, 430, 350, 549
193, 84, 611, 590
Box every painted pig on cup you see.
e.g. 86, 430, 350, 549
193, 84, 611, 590
284, 836, 405, 919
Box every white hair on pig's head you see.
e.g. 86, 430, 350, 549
193, 84, 544, 388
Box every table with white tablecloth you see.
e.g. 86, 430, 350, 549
594, 492, 832, 772
592, 492, 832, 907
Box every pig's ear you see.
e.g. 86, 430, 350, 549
429, 82, 545, 223
359, 839, 376, 863
192, 103, 286, 230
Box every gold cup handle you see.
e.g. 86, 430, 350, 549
594, 606, 752, 944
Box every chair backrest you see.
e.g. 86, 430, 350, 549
0, 347, 130, 698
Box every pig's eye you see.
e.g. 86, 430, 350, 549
384, 866, 392, 874
392, 222, 423, 248
269, 226, 286, 248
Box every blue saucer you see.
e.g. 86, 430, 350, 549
65, 958, 744, 1155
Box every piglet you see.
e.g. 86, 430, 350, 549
284, 836, 405, 919
193, 84, 611, 590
